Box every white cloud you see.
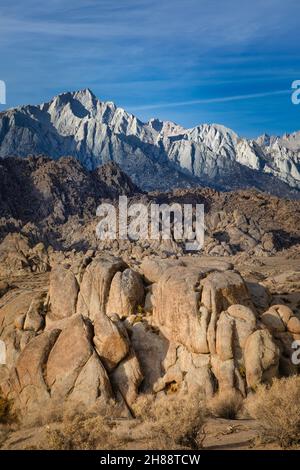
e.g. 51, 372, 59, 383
130, 89, 291, 110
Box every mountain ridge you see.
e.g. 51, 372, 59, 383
0, 88, 299, 198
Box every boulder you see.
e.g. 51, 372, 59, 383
111, 350, 143, 407
76, 255, 126, 321
152, 266, 209, 353
287, 316, 300, 334
49, 265, 79, 320
129, 321, 169, 392
176, 346, 215, 397
139, 258, 183, 283
0, 289, 42, 372
106, 269, 145, 318
211, 355, 240, 394
273, 305, 293, 325
144, 288, 154, 314
201, 271, 253, 315
216, 312, 234, 361
3, 329, 60, 420
46, 315, 93, 400
244, 330, 279, 389
246, 282, 271, 312
23, 295, 45, 332
66, 352, 112, 411
261, 308, 286, 332
93, 312, 130, 371
227, 304, 256, 351
214, 305, 256, 394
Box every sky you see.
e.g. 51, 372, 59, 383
0, 0, 300, 137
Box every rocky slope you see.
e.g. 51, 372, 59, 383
0, 156, 139, 223
0, 89, 299, 197
0, 156, 299, 258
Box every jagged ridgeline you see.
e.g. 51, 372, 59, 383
0, 89, 299, 198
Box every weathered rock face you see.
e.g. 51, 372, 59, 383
152, 267, 253, 355
3, 329, 61, 420
48, 266, 79, 320
93, 313, 130, 371
149, 262, 280, 397
111, 350, 144, 406
75, 256, 126, 321
106, 269, 145, 318
152, 265, 209, 354
0, 253, 298, 423
244, 330, 280, 389
3, 315, 113, 424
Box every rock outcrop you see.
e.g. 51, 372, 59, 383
1, 253, 297, 424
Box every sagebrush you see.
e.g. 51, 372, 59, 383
247, 375, 300, 448
208, 390, 243, 419
133, 394, 206, 449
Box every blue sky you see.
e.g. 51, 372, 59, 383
0, 0, 299, 137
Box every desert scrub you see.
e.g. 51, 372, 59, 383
247, 376, 300, 448
46, 415, 123, 450
46, 396, 206, 450
208, 390, 244, 419
133, 394, 206, 449
46, 400, 127, 450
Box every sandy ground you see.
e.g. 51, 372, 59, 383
0, 416, 291, 451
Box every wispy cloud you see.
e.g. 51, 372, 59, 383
130, 89, 291, 110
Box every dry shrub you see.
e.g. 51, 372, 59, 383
208, 390, 244, 419
46, 415, 122, 450
46, 395, 206, 450
46, 399, 129, 450
247, 375, 300, 448
134, 394, 206, 450
131, 394, 155, 419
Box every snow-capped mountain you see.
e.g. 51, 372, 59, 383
0, 88, 299, 196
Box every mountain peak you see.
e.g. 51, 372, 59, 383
72, 88, 96, 99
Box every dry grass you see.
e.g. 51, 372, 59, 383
247, 375, 300, 448
208, 390, 244, 419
